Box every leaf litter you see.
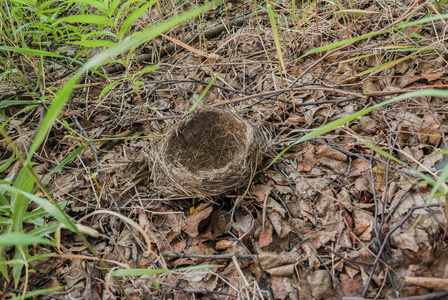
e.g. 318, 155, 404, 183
1, 0, 448, 299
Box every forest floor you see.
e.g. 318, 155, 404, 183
1, 0, 448, 299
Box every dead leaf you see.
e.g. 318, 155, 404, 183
347, 246, 375, 264
183, 203, 213, 237
315, 145, 347, 161
268, 212, 292, 238
344, 266, 360, 279
270, 276, 298, 300
259, 224, 273, 248
284, 115, 306, 126
297, 160, 312, 172
339, 274, 364, 297
267, 264, 295, 276
215, 239, 235, 250
349, 158, 371, 177
391, 228, 419, 252
418, 123, 442, 146
353, 210, 374, 241
307, 270, 333, 300
250, 180, 273, 202
258, 251, 301, 269
301, 243, 320, 269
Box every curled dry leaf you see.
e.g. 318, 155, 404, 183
266, 264, 295, 276
268, 212, 292, 238
183, 203, 213, 237
215, 239, 235, 250
353, 210, 374, 241
315, 145, 347, 161
418, 123, 442, 146
344, 266, 360, 279
283, 115, 306, 126
403, 277, 448, 290
250, 179, 274, 202
339, 274, 364, 297
258, 251, 301, 269
347, 246, 375, 264
297, 160, 312, 172
301, 243, 320, 269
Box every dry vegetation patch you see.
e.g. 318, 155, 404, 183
1, 0, 448, 299
153, 108, 263, 197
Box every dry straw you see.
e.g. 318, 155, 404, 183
151, 108, 263, 198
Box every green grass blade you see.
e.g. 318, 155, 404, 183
11, 167, 35, 233
356, 137, 436, 186
297, 13, 448, 60
0, 232, 55, 246
43, 146, 86, 180
80, 0, 223, 73
118, 0, 157, 38
8, 285, 65, 300
270, 89, 448, 165
426, 164, 448, 206
70, 40, 117, 48
0, 153, 15, 172
27, 221, 62, 237
0, 46, 64, 57
187, 70, 222, 114
0, 185, 76, 232
113, 265, 218, 276
27, 0, 222, 164
26, 74, 81, 163
55, 15, 114, 27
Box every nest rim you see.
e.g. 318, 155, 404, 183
153, 107, 262, 197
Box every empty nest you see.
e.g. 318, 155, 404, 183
152, 108, 263, 197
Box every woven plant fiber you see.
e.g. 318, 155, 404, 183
151, 108, 263, 197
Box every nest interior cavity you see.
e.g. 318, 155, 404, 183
153, 108, 262, 197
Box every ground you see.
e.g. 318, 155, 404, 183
1, 0, 448, 299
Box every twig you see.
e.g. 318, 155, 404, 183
345, 289, 448, 300
162, 252, 254, 260
362, 203, 445, 297
210, 84, 367, 107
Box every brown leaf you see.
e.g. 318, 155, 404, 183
258, 251, 301, 269
347, 246, 375, 264
353, 210, 373, 241
391, 228, 419, 252
301, 243, 320, 269
215, 239, 235, 250
418, 123, 442, 146
349, 158, 371, 177
297, 160, 312, 172
270, 276, 297, 300
266, 264, 295, 276
339, 274, 364, 297
283, 115, 306, 126
268, 212, 292, 238
354, 177, 371, 193
209, 210, 230, 237
344, 266, 360, 279
250, 180, 273, 202
307, 270, 334, 300
315, 145, 347, 161
259, 224, 273, 248
183, 204, 213, 237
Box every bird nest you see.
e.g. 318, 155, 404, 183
151, 108, 263, 198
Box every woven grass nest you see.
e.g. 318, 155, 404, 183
152, 108, 263, 197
